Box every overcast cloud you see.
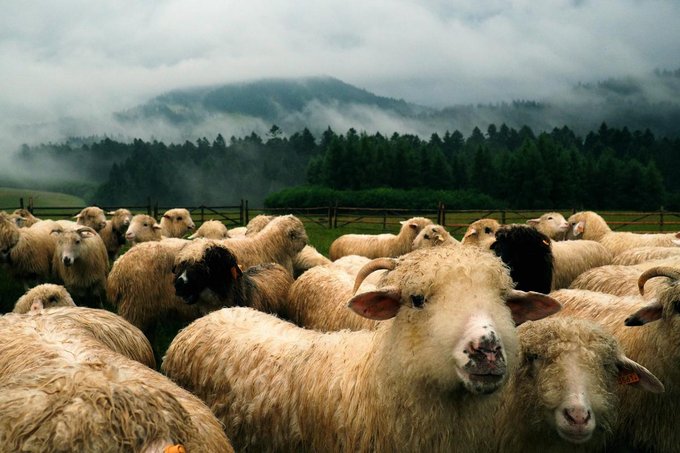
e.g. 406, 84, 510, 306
1, 0, 679, 145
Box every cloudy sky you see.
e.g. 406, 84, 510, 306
1, 0, 679, 137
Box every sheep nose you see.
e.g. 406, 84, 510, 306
564, 407, 592, 426
62, 256, 73, 266
467, 336, 504, 364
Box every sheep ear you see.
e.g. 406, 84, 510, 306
106, 211, 116, 215
573, 221, 585, 237
153, 224, 162, 230
526, 218, 540, 226
505, 290, 562, 325
348, 286, 401, 320
78, 229, 97, 238
408, 223, 419, 230
73, 214, 81, 220
163, 214, 171, 219
188, 232, 197, 239
616, 354, 664, 393
463, 228, 478, 239
624, 301, 663, 326
50, 228, 63, 236
230, 264, 242, 281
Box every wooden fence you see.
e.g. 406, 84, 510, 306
4, 198, 680, 234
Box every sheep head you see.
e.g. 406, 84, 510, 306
346, 246, 561, 395
625, 266, 680, 326
174, 243, 242, 304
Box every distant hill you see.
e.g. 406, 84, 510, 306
115, 72, 680, 139
118, 76, 423, 122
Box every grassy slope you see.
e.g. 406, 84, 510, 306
0, 187, 85, 209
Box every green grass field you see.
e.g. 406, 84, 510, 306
0, 187, 85, 210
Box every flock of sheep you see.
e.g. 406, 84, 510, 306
2, 205, 680, 452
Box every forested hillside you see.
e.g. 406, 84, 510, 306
6, 122, 679, 210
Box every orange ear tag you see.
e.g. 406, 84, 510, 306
164, 445, 186, 453
618, 371, 641, 385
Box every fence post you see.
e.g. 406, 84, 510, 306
333, 203, 338, 229
328, 205, 333, 229
200, 206, 205, 224
29, 197, 34, 212
19, 197, 24, 209
660, 206, 664, 232
245, 200, 249, 225
501, 210, 506, 225
383, 211, 387, 231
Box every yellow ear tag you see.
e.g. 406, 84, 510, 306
618, 371, 640, 385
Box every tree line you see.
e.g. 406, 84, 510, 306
10, 122, 680, 210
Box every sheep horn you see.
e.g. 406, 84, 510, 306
352, 258, 396, 295
638, 266, 680, 295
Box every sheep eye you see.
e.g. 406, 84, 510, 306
484, 227, 492, 234
525, 352, 540, 363
177, 217, 183, 221
410, 295, 425, 309
423, 234, 430, 240
672, 300, 680, 314
143, 223, 149, 227
75, 240, 81, 245
548, 217, 553, 220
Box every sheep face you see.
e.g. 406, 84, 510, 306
53, 227, 98, 267
565, 211, 610, 241
75, 206, 107, 232
516, 318, 661, 445
348, 246, 562, 395
527, 212, 569, 241
161, 208, 195, 238
126, 215, 162, 244
461, 218, 501, 248
0, 214, 20, 263
412, 224, 455, 249
174, 245, 242, 304
13, 284, 76, 314
108, 209, 132, 232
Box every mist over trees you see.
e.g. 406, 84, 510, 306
6, 122, 680, 210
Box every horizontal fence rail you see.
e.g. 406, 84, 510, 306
3, 198, 680, 235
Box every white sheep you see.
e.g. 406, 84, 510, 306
568, 257, 680, 299
9, 208, 41, 227
494, 316, 662, 452
51, 225, 109, 308
0, 213, 58, 285
566, 210, 680, 256
74, 206, 107, 232
412, 223, 459, 249
160, 208, 195, 238
551, 275, 680, 453
12, 284, 76, 313
162, 245, 562, 452
285, 257, 385, 331
99, 208, 132, 260
527, 212, 570, 241
3, 306, 156, 369
187, 219, 229, 240
218, 214, 308, 275
328, 216, 433, 260
125, 214, 163, 244
238, 214, 329, 276
460, 218, 502, 248
550, 239, 613, 290
612, 245, 680, 265
0, 316, 233, 452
